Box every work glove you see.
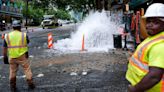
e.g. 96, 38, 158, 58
3, 56, 9, 64
25, 52, 29, 59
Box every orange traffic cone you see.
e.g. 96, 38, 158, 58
48, 33, 53, 49
81, 34, 87, 51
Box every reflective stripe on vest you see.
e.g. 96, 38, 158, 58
130, 35, 164, 92
129, 55, 148, 73
137, 36, 164, 61
6, 32, 27, 48
130, 36, 164, 72
162, 76, 164, 92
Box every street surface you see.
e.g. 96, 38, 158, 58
0, 24, 129, 92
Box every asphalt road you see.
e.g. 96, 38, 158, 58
0, 24, 129, 92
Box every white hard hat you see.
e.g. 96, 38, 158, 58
143, 3, 164, 18
12, 20, 21, 27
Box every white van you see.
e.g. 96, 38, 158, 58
41, 15, 59, 29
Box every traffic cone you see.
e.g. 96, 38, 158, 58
48, 33, 53, 49
81, 34, 87, 51
1, 34, 4, 39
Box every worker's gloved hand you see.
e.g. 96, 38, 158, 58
3, 56, 9, 64
25, 52, 29, 59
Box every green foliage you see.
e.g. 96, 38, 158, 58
21, 0, 96, 24
31, 0, 96, 15
30, 8, 44, 23
22, 1, 44, 25
32, 0, 50, 12
52, 0, 72, 10
47, 9, 71, 20
68, 0, 96, 12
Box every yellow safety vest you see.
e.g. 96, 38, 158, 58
5, 30, 28, 58
126, 32, 164, 92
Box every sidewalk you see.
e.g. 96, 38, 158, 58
0, 26, 40, 35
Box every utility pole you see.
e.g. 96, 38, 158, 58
123, 4, 129, 50
25, 0, 29, 30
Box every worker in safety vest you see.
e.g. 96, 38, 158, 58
2, 20, 35, 92
126, 3, 164, 92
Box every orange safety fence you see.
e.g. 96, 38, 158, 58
135, 11, 141, 44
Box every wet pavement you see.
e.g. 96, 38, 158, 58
0, 49, 129, 92
0, 25, 130, 92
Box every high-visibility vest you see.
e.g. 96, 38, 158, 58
5, 30, 28, 58
126, 32, 164, 92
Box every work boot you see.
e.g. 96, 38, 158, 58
27, 79, 35, 90
10, 77, 17, 92
28, 83, 35, 89
10, 87, 17, 92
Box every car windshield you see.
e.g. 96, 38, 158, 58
44, 17, 53, 20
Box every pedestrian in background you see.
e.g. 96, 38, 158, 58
126, 3, 164, 92
3, 20, 35, 92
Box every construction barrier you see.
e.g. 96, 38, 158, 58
48, 33, 53, 49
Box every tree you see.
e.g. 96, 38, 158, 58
66, 0, 96, 17
32, 0, 51, 12
20, 0, 98, 25
31, 0, 96, 16
47, 9, 71, 20
21, 0, 44, 26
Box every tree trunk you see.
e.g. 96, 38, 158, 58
104, 0, 108, 10
96, 0, 101, 10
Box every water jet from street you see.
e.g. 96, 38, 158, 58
54, 10, 121, 53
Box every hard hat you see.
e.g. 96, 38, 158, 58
12, 20, 21, 27
143, 3, 164, 18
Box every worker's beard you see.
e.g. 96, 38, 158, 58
147, 30, 155, 36
147, 29, 162, 36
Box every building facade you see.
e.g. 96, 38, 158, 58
0, 0, 22, 30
